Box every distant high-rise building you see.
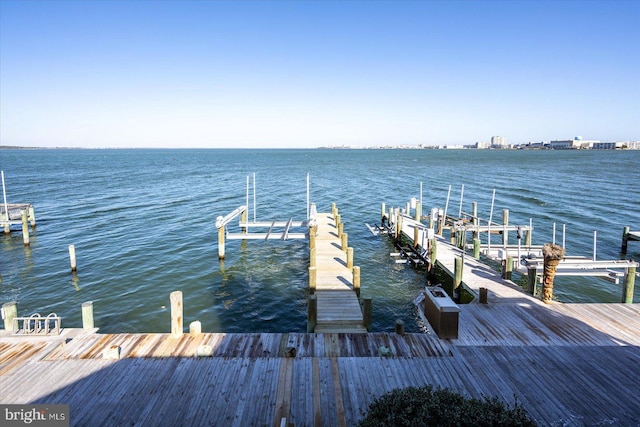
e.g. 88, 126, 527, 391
491, 136, 507, 147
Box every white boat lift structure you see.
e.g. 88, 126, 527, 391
215, 174, 312, 259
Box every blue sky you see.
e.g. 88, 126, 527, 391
1, 0, 638, 148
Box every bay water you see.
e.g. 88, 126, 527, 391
1, 149, 639, 333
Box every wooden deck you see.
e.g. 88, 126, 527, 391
311, 211, 366, 333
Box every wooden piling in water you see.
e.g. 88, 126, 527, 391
473, 238, 481, 260
395, 319, 405, 335
622, 226, 630, 253
68, 244, 77, 271
347, 247, 354, 269
623, 266, 636, 304
309, 266, 316, 293
428, 239, 437, 271
2, 301, 17, 331
338, 222, 343, 238
309, 225, 317, 249
28, 206, 36, 228
527, 267, 537, 295
341, 233, 348, 252
82, 301, 94, 330
218, 226, 225, 260
501, 256, 513, 280
353, 266, 361, 297
362, 297, 372, 332
307, 294, 317, 333
454, 256, 463, 290
381, 203, 386, 222
21, 210, 29, 246
170, 291, 183, 337
472, 202, 478, 239
502, 209, 509, 246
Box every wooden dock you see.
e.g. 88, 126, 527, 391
310, 209, 367, 333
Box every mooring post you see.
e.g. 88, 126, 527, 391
309, 225, 317, 249
450, 228, 456, 245
454, 256, 463, 290
362, 297, 372, 332
338, 222, 344, 238
347, 247, 354, 269
68, 244, 77, 272
310, 247, 316, 268
502, 209, 509, 246
309, 266, 316, 293
437, 210, 444, 236
428, 238, 437, 271
527, 267, 537, 295
21, 210, 30, 246
82, 301, 94, 330
621, 226, 630, 253
479, 287, 488, 304
307, 295, 317, 333
170, 291, 183, 337
381, 202, 386, 223
395, 319, 405, 335
189, 321, 202, 335
473, 238, 481, 260
241, 208, 247, 234
415, 202, 421, 222
542, 244, 565, 303
622, 266, 636, 303
413, 226, 420, 248
505, 256, 513, 280
2, 301, 17, 331
217, 225, 225, 260
396, 212, 403, 241
341, 232, 348, 252
353, 266, 361, 297
472, 202, 478, 239
28, 206, 36, 228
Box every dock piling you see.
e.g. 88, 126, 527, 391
170, 291, 183, 337
541, 244, 565, 303
622, 226, 630, 253
309, 266, 316, 293
622, 266, 636, 303
362, 297, 372, 332
82, 301, 94, 330
2, 301, 17, 331
395, 319, 405, 335
189, 321, 202, 335
21, 210, 30, 246
307, 295, 317, 333
347, 247, 354, 269
454, 256, 463, 290
68, 245, 77, 272
353, 266, 361, 297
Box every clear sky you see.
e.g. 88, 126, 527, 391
1, 0, 638, 148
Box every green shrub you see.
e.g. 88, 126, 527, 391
358, 385, 536, 426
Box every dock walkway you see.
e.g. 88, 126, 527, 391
311, 211, 366, 333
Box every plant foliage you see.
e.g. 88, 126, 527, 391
358, 385, 536, 427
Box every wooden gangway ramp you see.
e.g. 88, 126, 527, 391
310, 210, 367, 333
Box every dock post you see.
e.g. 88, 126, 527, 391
307, 295, 317, 333
622, 226, 630, 253
381, 203, 386, 223
428, 239, 437, 272
29, 206, 36, 228
21, 210, 30, 246
472, 202, 478, 239
473, 238, 481, 260
82, 301, 94, 330
341, 232, 348, 252
310, 247, 316, 267
396, 212, 403, 241
241, 208, 247, 234
395, 319, 405, 335
2, 301, 17, 331
450, 228, 456, 245
437, 210, 444, 236
479, 287, 488, 304
362, 297, 372, 332
502, 209, 509, 246
353, 266, 360, 297
413, 226, 420, 248
502, 257, 513, 280
541, 243, 565, 303
622, 266, 636, 303
338, 222, 344, 238
309, 225, 317, 249
415, 203, 421, 222
189, 321, 202, 335
68, 244, 77, 272
454, 256, 463, 290
309, 266, 317, 293
347, 247, 354, 269
527, 268, 537, 295
170, 291, 183, 337
217, 224, 225, 260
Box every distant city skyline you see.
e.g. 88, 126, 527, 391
1, 1, 638, 149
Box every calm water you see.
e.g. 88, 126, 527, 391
1, 149, 639, 333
